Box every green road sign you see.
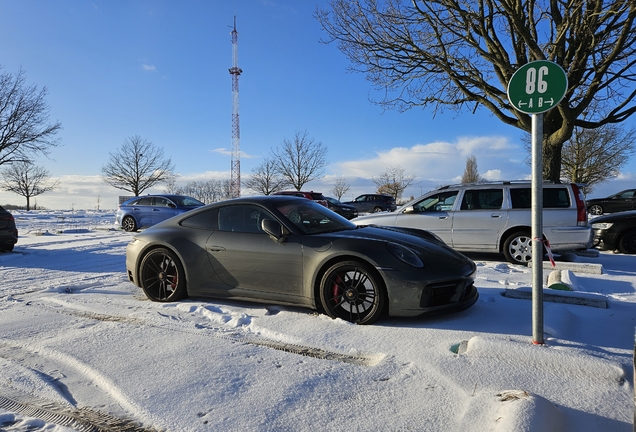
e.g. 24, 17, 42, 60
507, 60, 568, 114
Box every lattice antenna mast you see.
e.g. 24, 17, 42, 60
229, 16, 242, 198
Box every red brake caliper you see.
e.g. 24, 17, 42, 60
332, 275, 342, 304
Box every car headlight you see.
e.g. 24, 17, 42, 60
387, 242, 423, 268
592, 222, 613, 229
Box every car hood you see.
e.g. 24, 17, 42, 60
590, 210, 636, 224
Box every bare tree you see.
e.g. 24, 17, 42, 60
272, 130, 328, 191
101, 135, 176, 196
560, 125, 636, 194
316, 1, 636, 182
244, 158, 290, 195
372, 166, 415, 200
461, 155, 482, 183
0, 68, 62, 167
0, 161, 59, 210
176, 179, 230, 204
331, 176, 350, 200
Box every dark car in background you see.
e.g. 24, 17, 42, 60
587, 189, 636, 215
0, 205, 18, 252
125, 196, 478, 325
344, 194, 397, 213
591, 210, 636, 254
272, 190, 328, 207
116, 194, 205, 232
325, 197, 358, 219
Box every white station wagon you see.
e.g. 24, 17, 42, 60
351, 181, 593, 265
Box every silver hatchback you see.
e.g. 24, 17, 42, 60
351, 181, 592, 265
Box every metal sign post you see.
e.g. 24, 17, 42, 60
507, 60, 568, 345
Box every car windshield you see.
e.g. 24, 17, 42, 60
273, 200, 355, 234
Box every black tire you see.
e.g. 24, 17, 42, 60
503, 231, 534, 265
319, 260, 385, 325
618, 229, 636, 254
588, 204, 604, 215
122, 216, 137, 232
139, 248, 187, 302
372, 206, 383, 212
1, 244, 14, 252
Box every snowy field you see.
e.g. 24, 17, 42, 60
0, 209, 634, 432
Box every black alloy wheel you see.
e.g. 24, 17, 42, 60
319, 260, 385, 325
619, 229, 636, 254
140, 248, 187, 302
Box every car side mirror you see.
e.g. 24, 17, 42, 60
403, 206, 415, 214
262, 218, 287, 243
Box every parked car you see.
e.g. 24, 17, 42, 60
325, 196, 358, 219
344, 194, 397, 213
116, 194, 205, 232
272, 190, 328, 207
0, 205, 18, 252
586, 189, 636, 215
591, 210, 636, 254
351, 181, 592, 265
125, 196, 478, 325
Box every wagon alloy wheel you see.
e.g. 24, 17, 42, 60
140, 248, 186, 302
320, 261, 385, 325
588, 204, 604, 215
503, 231, 534, 265
122, 216, 137, 232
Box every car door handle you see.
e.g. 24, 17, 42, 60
438, 215, 448, 220
491, 213, 502, 218
207, 246, 226, 252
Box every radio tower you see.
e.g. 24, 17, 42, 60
229, 16, 242, 198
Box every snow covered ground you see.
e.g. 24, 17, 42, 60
0, 209, 634, 432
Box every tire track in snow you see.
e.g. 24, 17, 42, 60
0, 384, 160, 432
29, 297, 386, 367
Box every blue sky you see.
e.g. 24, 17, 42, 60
0, 0, 634, 210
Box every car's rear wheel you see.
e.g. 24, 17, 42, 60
122, 216, 137, 232
1, 245, 14, 252
618, 229, 636, 254
319, 260, 385, 325
588, 204, 604, 215
139, 248, 187, 302
372, 206, 383, 212
503, 231, 534, 265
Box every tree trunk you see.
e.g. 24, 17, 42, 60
543, 142, 563, 183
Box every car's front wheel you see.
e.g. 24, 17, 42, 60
503, 231, 534, 265
319, 260, 385, 325
588, 204, 604, 215
122, 216, 137, 232
619, 229, 636, 254
139, 248, 187, 302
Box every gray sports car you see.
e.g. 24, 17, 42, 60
125, 196, 478, 324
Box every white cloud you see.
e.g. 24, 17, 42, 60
142, 64, 156, 71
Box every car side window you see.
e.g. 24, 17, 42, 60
154, 198, 170, 207
511, 188, 570, 208
181, 208, 219, 230
460, 189, 503, 210
413, 191, 458, 212
617, 190, 635, 199
218, 205, 269, 233
136, 197, 152, 206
